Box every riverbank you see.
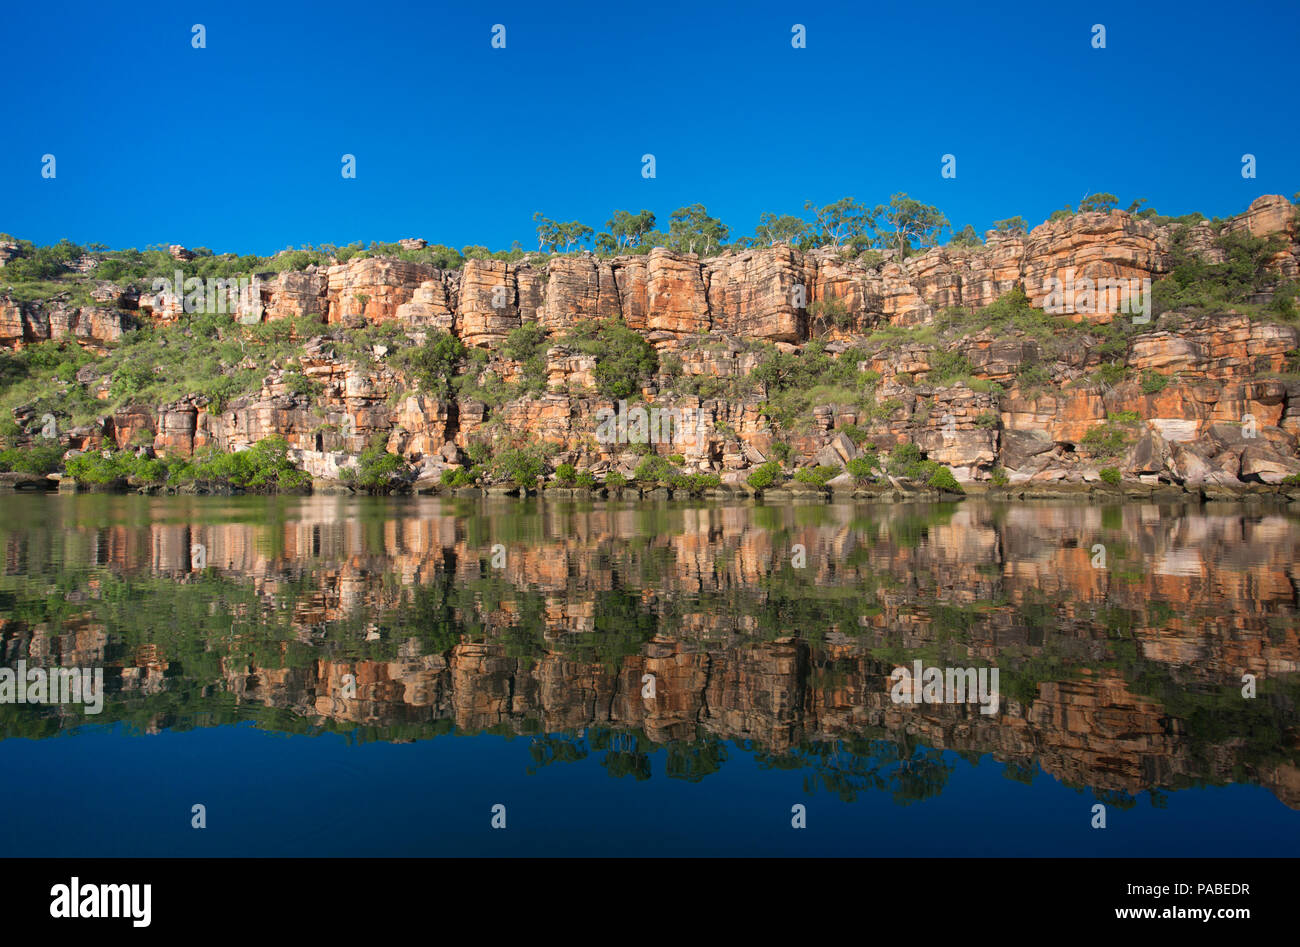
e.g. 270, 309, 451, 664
7, 468, 1300, 507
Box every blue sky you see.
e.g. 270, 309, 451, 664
3, 0, 1297, 255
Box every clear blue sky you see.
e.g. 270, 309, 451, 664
3, 0, 1297, 255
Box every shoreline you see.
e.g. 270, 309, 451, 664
4, 470, 1298, 505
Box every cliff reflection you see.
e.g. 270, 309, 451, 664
1, 495, 1297, 809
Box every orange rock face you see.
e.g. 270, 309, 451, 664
324, 258, 438, 325
6, 195, 1300, 486
457, 259, 523, 346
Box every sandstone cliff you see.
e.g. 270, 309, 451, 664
4, 195, 1300, 490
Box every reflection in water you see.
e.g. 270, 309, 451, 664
1, 494, 1298, 827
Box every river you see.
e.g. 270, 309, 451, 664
0, 493, 1296, 855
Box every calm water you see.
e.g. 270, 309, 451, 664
0, 493, 1297, 857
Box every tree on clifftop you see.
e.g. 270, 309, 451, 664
667, 204, 729, 256
874, 194, 950, 257
1079, 193, 1120, 213
755, 212, 811, 249
533, 213, 593, 253
606, 209, 657, 250
805, 198, 874, 250
533, 213, 561, 252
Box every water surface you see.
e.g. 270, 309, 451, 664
1, 494, 1296, 856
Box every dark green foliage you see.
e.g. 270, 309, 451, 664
1078, 193, 1119, 213
492, 446, 546, 489
846, 456, 877, 482
633, 454, 679, 484
752, 339, 879, 429
887, 442, 925, 476
176, 437, 311, 491
1081, 423, 1131, 458
63, 438, 310, 491
883, 443, 961, 491
1153, 227, 1292, 315
1140, 370, 1169, 394
283, 369, 322, 399
352, 438, 410, 492
1094, 362, 1129, 386
794, 465, 839, 486
928, 349, 973, 383
440, 466, 481, 488
562, 319, 658, 400
0, 443, 63, 474
746, 461, 782, 490
395, 331, 465, 399
925, 465, 962, 492
502, 322, 549, 393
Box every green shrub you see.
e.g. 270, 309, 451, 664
492, 446, 546, 489
502, 322, 548, 392
633, 455, 678, 484
887, 442, 925, 476
604, 471, 627, 490
990, 467, 1010, 487
563, 319, 658, 399
1152, 227, 1289, 314
846, 456, 876, 482
926, 465, 963, 493
440, 465, 480, 488
974, 411, 1000, 429
554, 462, 577, 484
0, 443, 64, 475
167, 437, 311, 491
673, 472, 721, 495
352, 439, 409, 491
502, 322, 547, 362
574, 471, 597, 490
283, 369, 322, 399
395, 331, 465, 398
928, 350, 973, 384
65, 451, 129, 485
793, 465, 839, 486
1140, 370, 1168, 394
1099, 466, 1122, 486
108, 363, 156, 401
1094, 362, 1129, 386
1016, 363, 1051, 390
1081, 423, 1130, 458
746, 461, 782, 490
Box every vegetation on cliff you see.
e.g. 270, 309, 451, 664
2, 193, 1299, 496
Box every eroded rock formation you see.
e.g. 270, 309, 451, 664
5, 195, 1300, 487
